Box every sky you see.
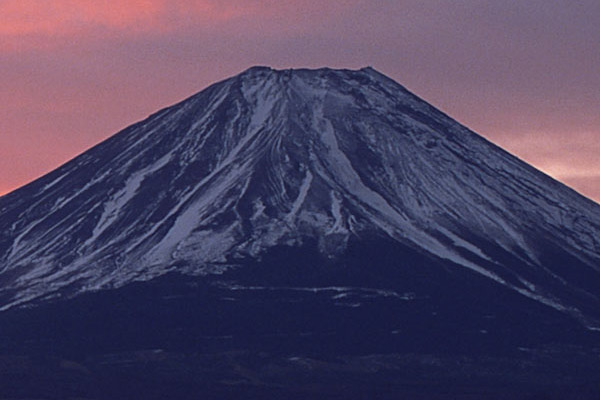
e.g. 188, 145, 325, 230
1, 0, 599, 203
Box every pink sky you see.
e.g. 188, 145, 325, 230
1, 0, 599, 202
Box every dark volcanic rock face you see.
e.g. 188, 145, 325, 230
1, 242, 600, 399
0, 66, 600, 398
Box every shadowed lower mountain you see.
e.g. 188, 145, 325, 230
0, 66, 599, 399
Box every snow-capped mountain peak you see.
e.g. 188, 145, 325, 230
1, 67, 599, 328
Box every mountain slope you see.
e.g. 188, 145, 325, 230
0, 66, 599, 330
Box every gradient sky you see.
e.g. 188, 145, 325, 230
1, 0, 599, 202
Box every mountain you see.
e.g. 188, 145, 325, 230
1, 66, 599, 399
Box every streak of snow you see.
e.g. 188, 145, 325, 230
82, 153, 172, 250
437, 227, 491, 261
327, 191, 347, 234
286, 170, 313, 223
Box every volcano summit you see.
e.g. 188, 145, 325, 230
0, 67, 599, 398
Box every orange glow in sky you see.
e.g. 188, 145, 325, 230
1, 1, 599, 202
